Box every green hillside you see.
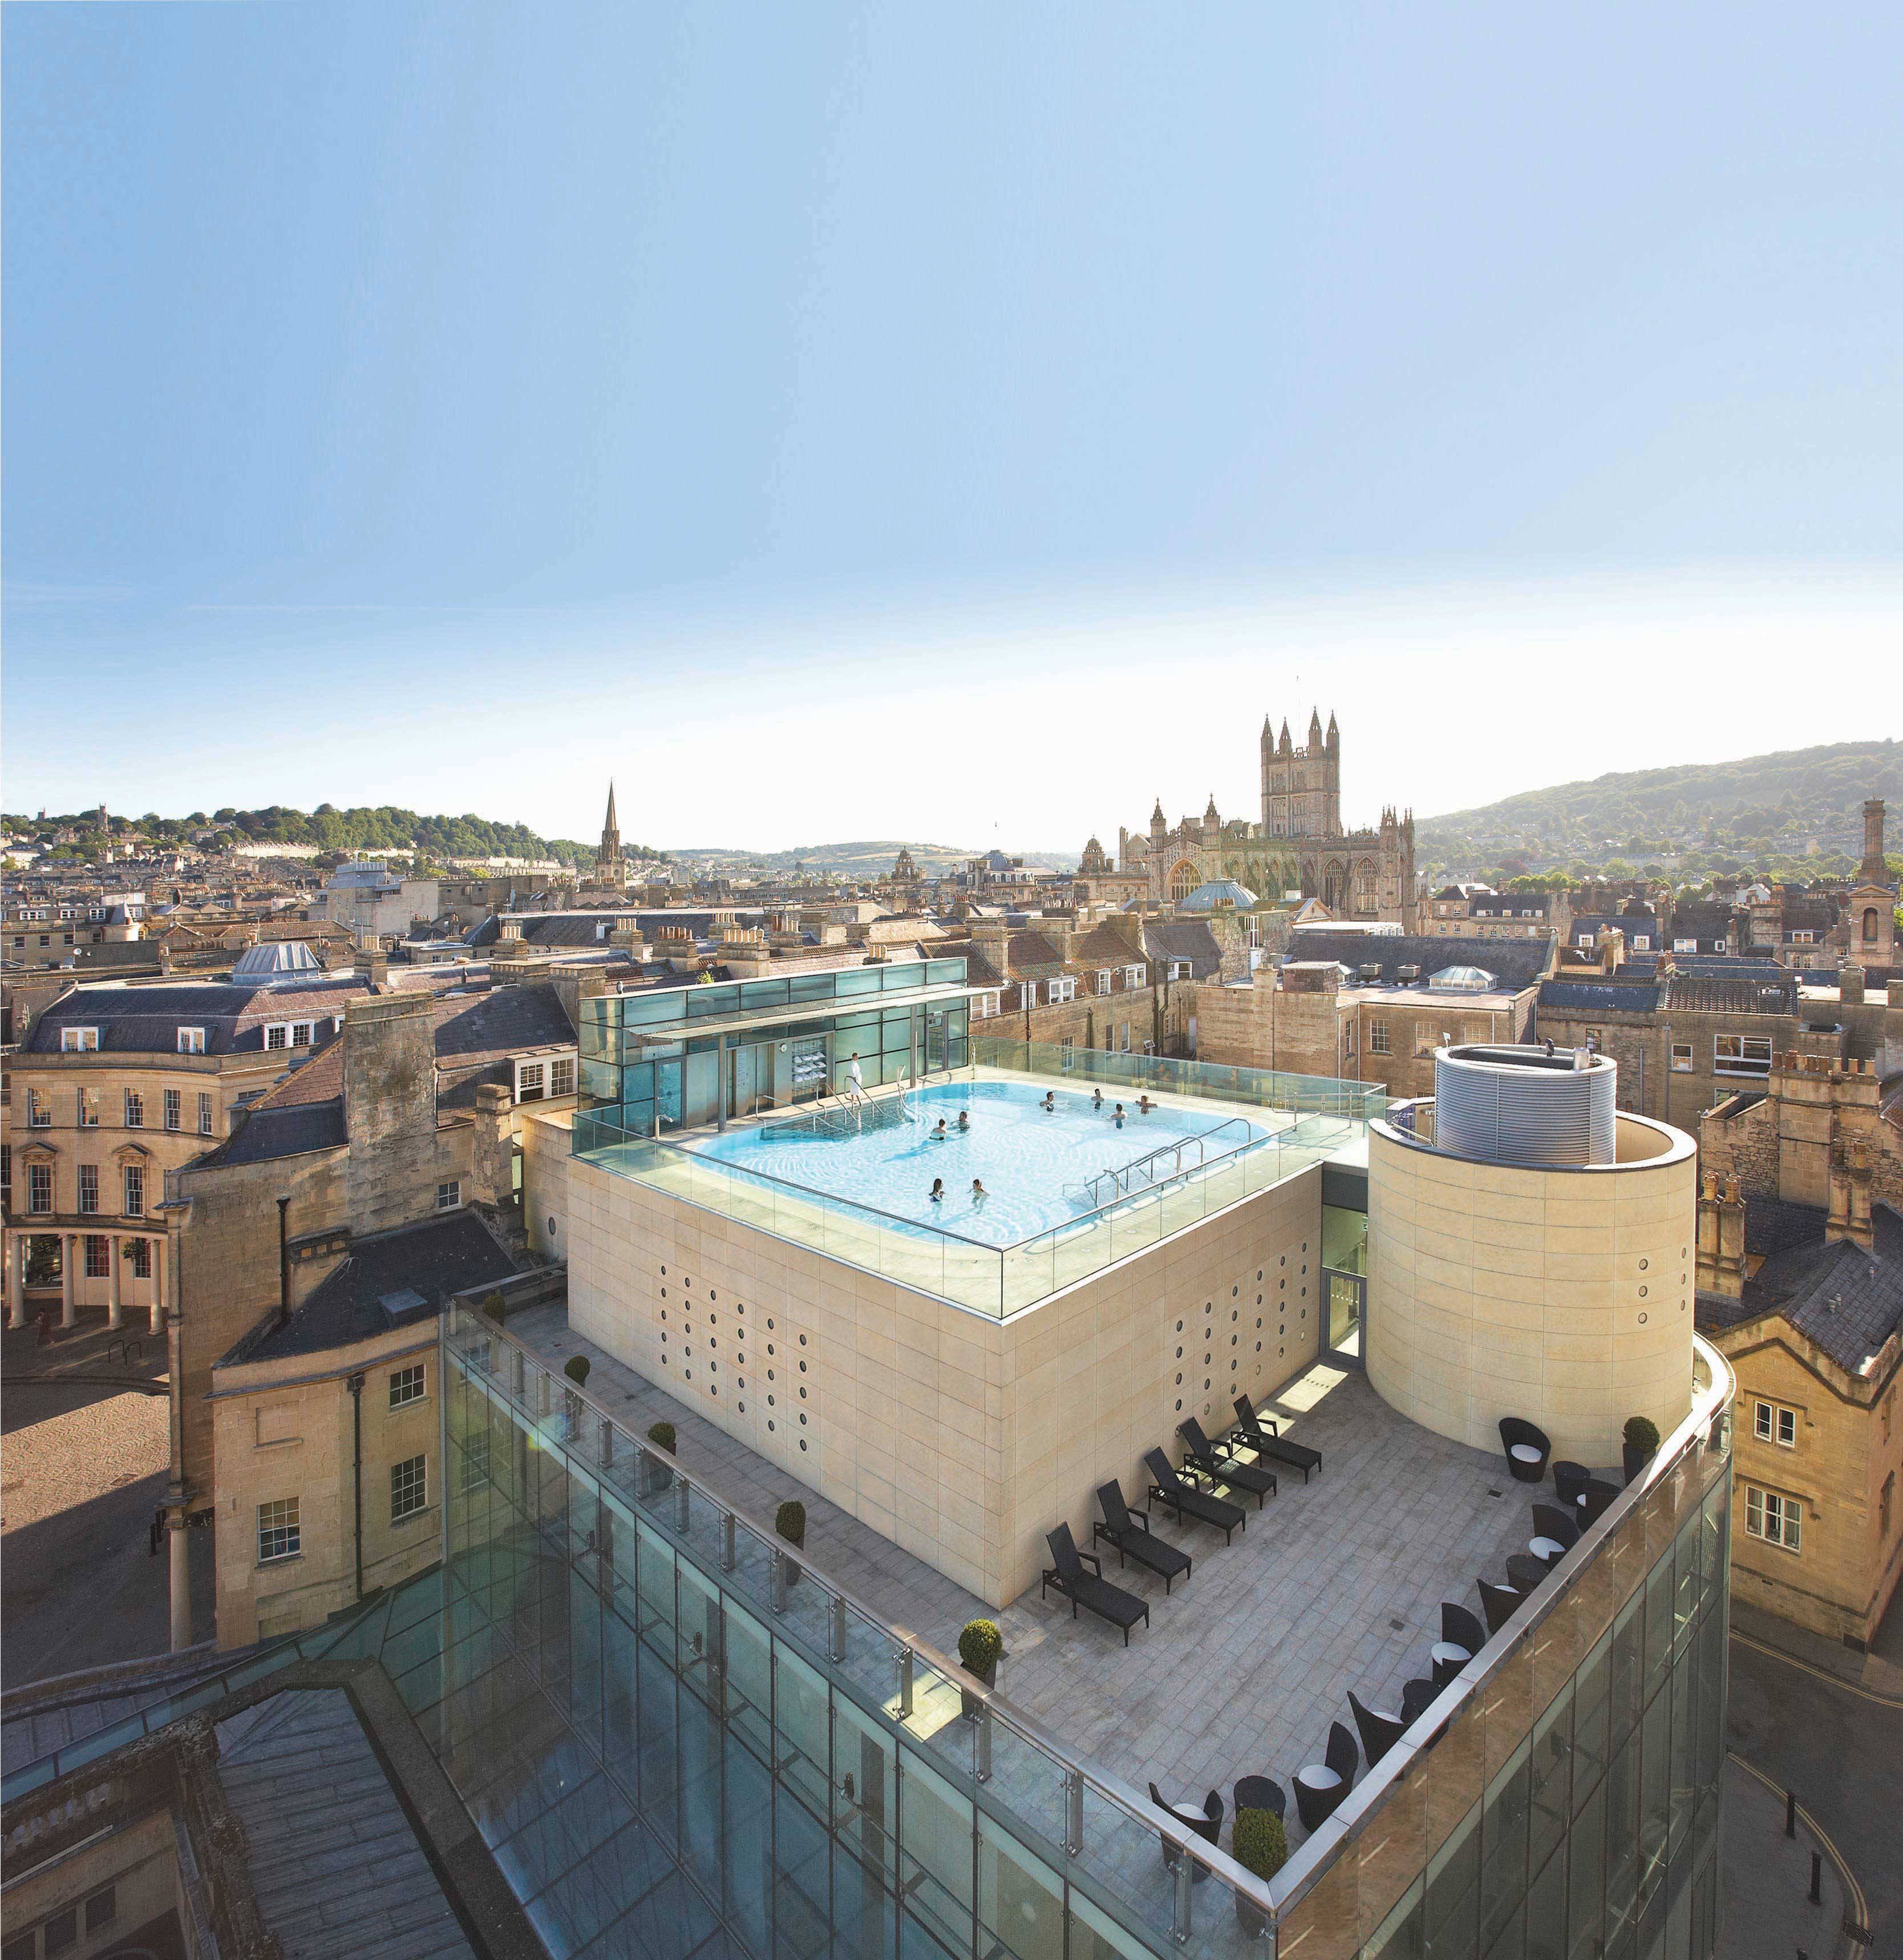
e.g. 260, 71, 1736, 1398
1417, 740, 1902, 882
5, 804, 662, 870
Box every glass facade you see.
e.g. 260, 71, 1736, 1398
2, 1322, 1733, 1960
575, 959, 975, 1140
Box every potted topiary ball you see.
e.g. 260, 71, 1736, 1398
1230, 1807, 1287, 1936
1622, 1415, 1661, 1486
776, 1501, 807, 1586
957, 1618, 1005, 1719
481, 1290, 507, 1326
564, 1355, 591, 1387
645, 1420, 677, 1493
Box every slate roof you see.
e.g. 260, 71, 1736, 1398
208, 1099, 350, 1167
1538, 979, 1663, 1015
1143, 918, 1223, 978
1290, 934, 1552, 989
1005, 929, 1066, 977
1470, 892, 1558, 917
434, 982, 576, 1109
226, 1210, 519, 1363
1721, 1205, 1903, 1375
23, 978, 370, 1056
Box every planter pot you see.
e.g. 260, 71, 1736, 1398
643, 1451, 672, 1494
780, 1546, 803, 1586
961, 1656, 998, 1721
1233, 1895, 1270, 1941
1622, 1443, 1655, 1487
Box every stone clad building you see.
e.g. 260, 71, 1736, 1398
1114, 708, 1418, 926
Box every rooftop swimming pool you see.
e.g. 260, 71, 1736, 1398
687, 1079, 1280, 1247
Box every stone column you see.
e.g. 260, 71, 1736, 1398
60, 1233, 76, 1330
149, 1234, 167, 1337
107, 1234, 123, 1331
6, 1234, 24, 1330
169, 1514, 192, 1651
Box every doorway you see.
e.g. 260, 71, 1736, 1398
1321, 1203, 1368, 1367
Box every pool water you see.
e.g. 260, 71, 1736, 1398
687, 1079, 1276, 1246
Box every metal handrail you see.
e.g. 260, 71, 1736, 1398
1073, 1116, 1256, 1209
446, 1305, 1281, 1927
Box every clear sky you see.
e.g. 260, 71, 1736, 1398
5, 2, 1899, 851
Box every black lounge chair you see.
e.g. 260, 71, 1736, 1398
1577, 1477, 1621, 1527
1553, 1460, 1590, 1508
1230, 1394, 1323, 1483
1499, 1416, 1552, 1485
1144, 1448, 1246, 1543
1400, 1677, 1440, 1725
1293, 1722, 1358, 1832
1347, 1690, 1406, 1768
1232, 1774, 1285, 1822
1041, 1524, 1149, 1646
1477, 1578, 1523, 1635
1530, 1504, 1578, 1565
1094, 1481, 1192, 1593
1505, 1552, 1551, 1597
1148, 1783, 1222, 1876
1432, 1602, 1484, 1685
1177, 1418, 1277, 1509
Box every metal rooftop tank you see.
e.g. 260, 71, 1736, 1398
1433, 1042, 1617, 1167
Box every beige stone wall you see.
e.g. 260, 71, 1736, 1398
210, 1331, 444, 1646
1366, 1116, 1696, 1465
554, 1125, 1324, 1606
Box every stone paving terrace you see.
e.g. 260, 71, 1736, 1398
506, 1305, 1544, 1846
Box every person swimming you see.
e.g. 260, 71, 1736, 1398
1137, 1094, 1155, 1114
1091, 1087, 1104, 1109
1041, 1090, 1056, 1112
931, 1118, 948, 1140
970, 1179, 988, 1204
929, 1178, 945, 1203
1113, 1102, 1126, 1128
956, 1109, 970, 1131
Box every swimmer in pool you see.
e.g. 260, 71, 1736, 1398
971, 1179, 988, 1204
1092, 1087, 1104, 1109
957, 1110, 970, 1131
1113, 1102, 1126, 1128
1041, 1091, 1056, 1112
931, 1118, 948, 1140
929, 1178, 945, 1203
1137, 1095, 1155, 1114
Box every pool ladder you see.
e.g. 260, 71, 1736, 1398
1068, 1116, 1255, 1209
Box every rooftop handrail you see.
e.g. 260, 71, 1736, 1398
1074, 1115, 1256, 1208
446, 1303, 1281, 1934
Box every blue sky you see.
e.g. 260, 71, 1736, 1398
4, 2, 1899, 849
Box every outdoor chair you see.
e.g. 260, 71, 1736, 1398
1177, 1417, 1277, 1509
1530, 1504, 1578, 1566
1505, 1551, 1551, 1596
1347, 1690, 1406, 1768
1094, 1481, 1192, 1594
1577, 1477, 1621, 1527
1040, 1523, 1150, 1646
1499, 1416, 1552, 1484
1400, 1678, 1440, 1725
1232, 1774, 1285, 1822
1293, 1722, 1358, 1833
1144, 1448, 1246, 1544
1229, 1394, 1323, 1483
1477, 1577, 1523, 1635
1432, 1602, 1484, 1685
1148, 1783, 1222, 1877
1553, 1460, 1591, 1508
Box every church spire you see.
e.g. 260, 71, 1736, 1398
605, 779, 618, 836
1307, 706, 1323, 750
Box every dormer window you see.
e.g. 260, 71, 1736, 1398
60, 1026, 100, 1052
177, 1027, 207, 1054
264, 1020, 316, 1050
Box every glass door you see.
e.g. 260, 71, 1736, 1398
1322, 1203, 1368, 1366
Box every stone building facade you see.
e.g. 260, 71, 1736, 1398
1695, 1052, 1903, 1646
1112, 710, 1419, 926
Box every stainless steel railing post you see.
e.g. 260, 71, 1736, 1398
897, 1647, 914, 1718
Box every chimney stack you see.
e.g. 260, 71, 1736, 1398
1695, 1173, 1747, 1298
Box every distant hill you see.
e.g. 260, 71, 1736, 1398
1418, 740, 1902, 881
3, 803, 659, 870
665, 839, 1074, 877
